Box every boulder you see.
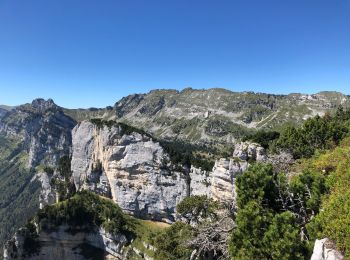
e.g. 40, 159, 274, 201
311, 238, 345, 260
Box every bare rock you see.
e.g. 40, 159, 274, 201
71, 121, 188, 221
233, 141, 267, 161
210, 158, 248, 208
4, 226, 128, 260
311, 238, 345, 260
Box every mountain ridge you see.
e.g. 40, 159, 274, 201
2, 88, 349, 110
62, 88, 350, 147
1, 90, 350, 259
3, 89, 349, 149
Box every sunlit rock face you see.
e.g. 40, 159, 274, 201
233, 141, 267, 161
311, 238, 345, 260
71, 121, 269, 220
210, 158, 248, 207
71, 121, 188, 221
3, 226, 127, 260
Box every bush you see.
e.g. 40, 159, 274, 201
154, 222, 194, 260
159, 140, 215, 171
243, 130, 280, 149
21, 222, 41, 256
230, 163, 319, 259
275, 107, 350, 159
306, 141, 350, 257
50, 155, 76, 201
176, 195, 219, 224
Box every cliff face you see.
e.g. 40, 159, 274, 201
71, 121, 189, 221
4, 226, 127, 260
70, 121, 267, 221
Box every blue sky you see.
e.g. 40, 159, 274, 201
0, 0, 349, 108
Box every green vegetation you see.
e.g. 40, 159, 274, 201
126, 219, 168, 259
153, 222, 194, 260
90, 118, 152, 137
176, 195, 219, 224
229, 132, 350, 258
243, 130, 280, 149
20, 222, 41, 256
150, 196, 225, 259
50, 155, 76, 201
0, 136, 41, 249
274, 107, 350, 159
37, 190, 128, 235
236, 106, 350, 258
305, 138, 350, 258
159, 140, 215, 171
229, 163, 329, 259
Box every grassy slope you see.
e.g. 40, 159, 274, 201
292, 138, 350, 257
0, 136, 40, 248
126, 218, 169, 259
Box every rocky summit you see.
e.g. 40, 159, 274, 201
0, 98, 76, 168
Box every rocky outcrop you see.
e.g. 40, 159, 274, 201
71, 121, 188, 221
0, 98, 76, 169
189, 167, 211, 197
36, 171, 58, 209
4, 226, 128, 260
71, 121, 268, 221
311, 238, 345, 260
210, 158, 249, 207
233, 141, 267, 161
209, 142, 270, 208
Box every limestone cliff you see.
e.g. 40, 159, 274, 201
71, 121, 189, 221
4, 225, 128, 260
70, 121, 267, 221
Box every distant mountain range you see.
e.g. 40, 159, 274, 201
63, 88, 350, 145
3, 89, 349, 146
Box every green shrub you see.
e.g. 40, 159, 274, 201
229, 163, 322, 259
154, 222, 194, 260
243, 130, 280, 149
37, 190, 129, 235
176, 195, 219, 223
275, 107, 350, 159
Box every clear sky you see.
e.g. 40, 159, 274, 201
0, 0, 349, 108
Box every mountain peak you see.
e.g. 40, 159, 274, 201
31, 98, 57, 111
